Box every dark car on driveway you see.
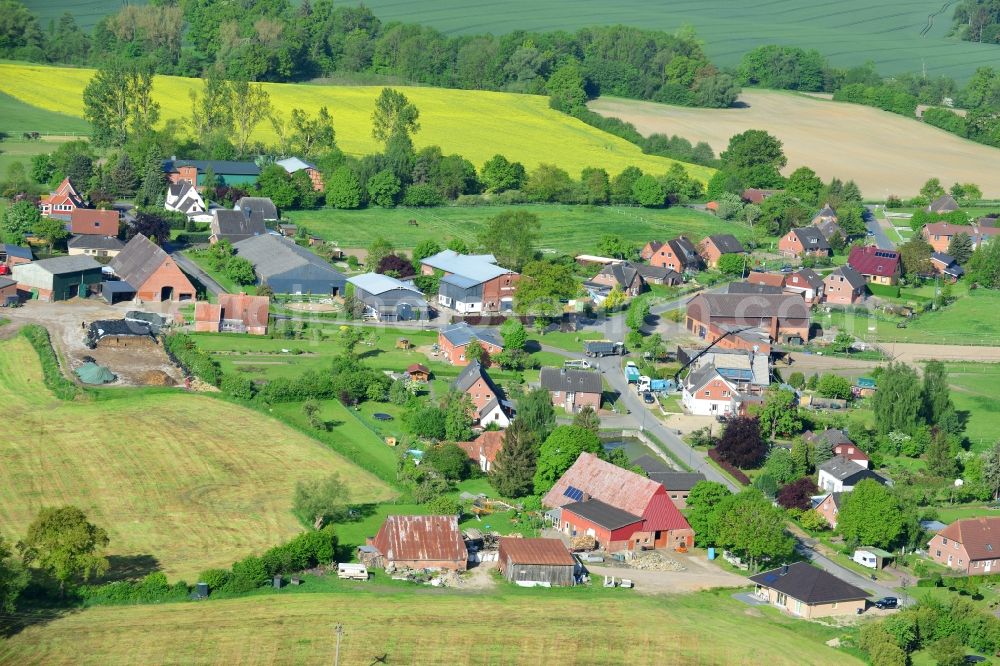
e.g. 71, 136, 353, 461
642, 391, 655, 404
874, 597, 898, 610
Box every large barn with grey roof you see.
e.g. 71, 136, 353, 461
233, 234, 346, 296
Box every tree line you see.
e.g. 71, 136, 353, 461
0, 0, 735, 108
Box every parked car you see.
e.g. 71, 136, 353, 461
642, 392, 654, 404
873, 597, 898, 610
779, 264, 794, 273
964, 656, 987, 664
564, 359, 593, 369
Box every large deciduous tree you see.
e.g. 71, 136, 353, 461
716, 416, 768, 468
517, 387, 556, 442
685, 481, 732, 547
480, 154, 525, 193
0, 535, 28, 613
836, 479, 905, 549
293, 474, 346, 529
533, 425, 603, 494
372, 88, 420, 144
514, 259, 577, 316
477, 210, 539, 272
83, 57, 159, 147
229, 79, 272, 157
18, 506, 109, 594
715, 489, 796, 571
871, 362, 924, 435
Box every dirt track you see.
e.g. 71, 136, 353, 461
589, 91, 1000, 198
883, 343, 1000, 363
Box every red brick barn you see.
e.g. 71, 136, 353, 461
543, 453, 694, 552
368, 515, 468, 572
685, 293, 811, 344
109, 234, 196, 302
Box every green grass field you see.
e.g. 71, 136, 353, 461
0, 336, 394, 579
816, 289, 1000, 346
20, 0, 126, 30
0, 63, 712, 179
287, 204, 746, 252
361, 0, 996, 82
945, 362, 1000, 452
0, 587, 859, 665
0, 91, 89, 135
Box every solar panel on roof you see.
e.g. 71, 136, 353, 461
563, 485, 584, 502
763, 574, 778, 583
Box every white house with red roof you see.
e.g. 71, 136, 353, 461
39, 178, 85, 218
543, 453, 693, 552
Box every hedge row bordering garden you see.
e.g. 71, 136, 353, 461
20, 324, 81, 400
708, 447, 751, 486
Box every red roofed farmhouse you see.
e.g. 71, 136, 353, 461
38, 177, 85, 217
457, 431, 504, 472
368, 515, 468, 572
70, 208, 120, 236
543, 453, 693, 552
928, 517, 1000, 575
847, 246, 900, 286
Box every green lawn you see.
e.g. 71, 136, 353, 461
936, 503, 1000, 524
816, 289, 1000, 346
0, 90, 90, 180
530, 329, 604, 352
946, 363, 1000, 451
287, 204, 748, 253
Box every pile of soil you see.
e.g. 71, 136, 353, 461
138, 370, 177, 386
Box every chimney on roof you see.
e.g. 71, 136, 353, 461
582, 493, 591, 502
781, 564, 789, 576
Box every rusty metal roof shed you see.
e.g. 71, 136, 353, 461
371, 515, 467, 564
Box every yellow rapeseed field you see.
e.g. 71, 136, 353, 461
0, 63, 713, 180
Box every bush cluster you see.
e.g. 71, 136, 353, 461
163, 333, 221, 386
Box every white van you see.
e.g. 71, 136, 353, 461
564, 359, 593, 369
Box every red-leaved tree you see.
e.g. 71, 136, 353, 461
776, 477, 817, 510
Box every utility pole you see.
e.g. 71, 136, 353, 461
333, 624, 344, 666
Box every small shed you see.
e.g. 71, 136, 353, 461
853, 547, 894, 570
497, 537, 576, 587
406, 363, 430, 382
101, 280, 136, 304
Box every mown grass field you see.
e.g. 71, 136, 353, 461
362, 0, 995, 81
0, 92, 88, 179
287, 204, 746, 252
817, 289, 1000, 347
0, 587, 859, 665
590, 91, 1000, 198
0, 63, 712, 180
0, 336, 394, 579
945, 362, 1000, 452
20, 0, 127, 30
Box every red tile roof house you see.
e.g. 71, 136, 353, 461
437, 322, 504, 367
847, 246, 901, 286
109, 234, 196, 302
922, 222, 975, 254
497, 537, 576, 586
783, 268, 825, 304
453, 360, 511, 428
742, 188, 781, 205
38, 177, 85, 218
685, 293, 811, 345
543, 453, 694, 552
697, 234, 747, 269
928, 518, 1000, 575
645, 237, 702, 273
368, 515, 468, 572
457, 430, 504, 473
778, 227, 831, 258
70, 208, 120, 236
539, 367, 602, 414
746, 271, 787, 289
823, 266, 867, 305
195, 293, 270, 335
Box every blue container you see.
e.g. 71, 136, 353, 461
708, 548, 716, 561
